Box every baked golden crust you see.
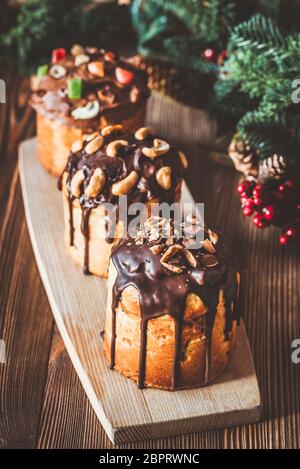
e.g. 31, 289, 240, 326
103, 216, 240, 390
36, 102, 146, 176
104, 263, 238, 390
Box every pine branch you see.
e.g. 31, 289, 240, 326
212, 78, 256, 118
229, 14, 286, 52
131, 0, 236, 72
148, 0, 236, 39
237, 112, 300, 160
0, 0, 132, 70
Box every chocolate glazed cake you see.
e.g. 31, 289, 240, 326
59, 126, 187, 277
30, 45, 149, 176
104, 217, 240, 390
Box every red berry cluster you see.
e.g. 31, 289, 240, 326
237, 178, 300, 245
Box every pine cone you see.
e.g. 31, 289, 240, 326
135, 56, 213, 108
228, 135, 258, 177
258, 154, 288, 181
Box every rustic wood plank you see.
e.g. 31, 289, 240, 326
0, 170, 54, 448
19, 138, 261, 445
0, 67, 54, 449
37, 326, 113, 449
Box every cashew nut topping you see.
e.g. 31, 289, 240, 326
208, 229, 218, 245
85, 168, 106, 198
111, 171, 139, 196
202, 239, 216, 254
83, 131, 99, 142
106, 139, 128, 157
156, 166, 172, 190
101, 124, 123, 137
160, 244, 184, 273
85, 135, 104, 155
142, 138, 170, 158
75, 54, 90, 66
160, 244, 196, 271
71, 44, 85, 56
134, 127, 151, 141
71, 140, 84, 153
178, 150, 188, 169
71, 101, 100, 120
70, 170, 85, 198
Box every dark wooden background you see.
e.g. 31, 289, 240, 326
0, 66, 300, 449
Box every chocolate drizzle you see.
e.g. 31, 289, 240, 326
59, 129, 186, 274
81, 208, 92, 275
68, 194, 75, 246
109, 219, 240, 389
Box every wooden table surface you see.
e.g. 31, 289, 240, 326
0, 66, 300, 449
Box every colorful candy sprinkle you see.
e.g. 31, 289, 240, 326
52, 48, 66, 63
115, 67, 134, 85
37, 64, 49, 78
75, 54, 90, 66
71, 44, 84, 56
67, 78, 82, 99
88, 61, 104, 77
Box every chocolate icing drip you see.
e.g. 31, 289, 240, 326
63, 174, 75, 246
138, 318, 149, 389
68, 195, 75, 246
81, 207, 92, 275
59, 130, 186, 273
110, 222, 240, 389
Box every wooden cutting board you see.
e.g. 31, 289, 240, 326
18, 138, 261, 444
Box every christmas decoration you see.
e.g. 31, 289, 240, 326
131, 0, 236, 71
130, 1, 296, 105
215, 15, 300, 160
130, 0, 237, 106
0, 0, 133, 71
216, 14, 300, 246
134, 55, 214, 107
258, 154, 288, 181
228, 134, 258, 178
237, 175, 300, 245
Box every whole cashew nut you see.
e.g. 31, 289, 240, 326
111, 171, 139, 196
85, 168, 106, 197
142, 139, 170, 158
106, 139, 128, 157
